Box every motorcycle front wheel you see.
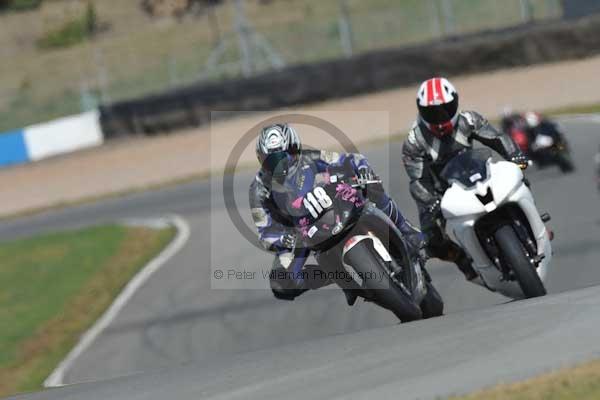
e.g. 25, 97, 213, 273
420, 282, 444, 318
556, 153, 575, 173
494, 225, 547, 298
343, 240, 422, 322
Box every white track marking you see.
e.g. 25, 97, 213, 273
43, 214, 191, 387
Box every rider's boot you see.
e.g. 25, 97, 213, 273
455, 253, 479, 281
382, 198, 428, 262
445, 244, 479, 281
396, 219, 428, 263
343, 289, 359, 306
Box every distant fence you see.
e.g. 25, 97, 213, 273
3, 12, 600, 168
99, 13, 600, 137
0, 0, 564, 133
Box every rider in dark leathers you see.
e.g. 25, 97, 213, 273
250, 123, 424, 301
402, 77, 527, 280
501, 111, 560, 151
501, 111, 574, 173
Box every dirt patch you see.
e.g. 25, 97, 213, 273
3, 55, 600, 217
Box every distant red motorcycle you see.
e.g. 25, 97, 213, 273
502, 113, 575, 173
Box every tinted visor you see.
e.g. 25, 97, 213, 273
418, 96, 458, 125
263, 151, 296, 178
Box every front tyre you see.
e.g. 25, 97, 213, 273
343, 241, 422, 322
494, 225, 547, 298
420, 282, 444, 318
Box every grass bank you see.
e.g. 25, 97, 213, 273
453, 359, 600, 400
0, 223, 176, 397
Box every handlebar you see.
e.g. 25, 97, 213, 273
350, 179, 382, 188
518, 160, 533, 170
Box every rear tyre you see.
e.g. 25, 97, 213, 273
494, 225, 547, 298
343, 241, 422, 322
420, 282, 444, 319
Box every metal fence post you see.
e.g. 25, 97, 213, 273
429, 0, 442, 37
79, 82, 97, 112
168, 57, 179, 88
338, 0, 354, 57
233, 0, 254, 77
519, 0, 534, 22
93, 46, 110, 104
440, 0, 455, 35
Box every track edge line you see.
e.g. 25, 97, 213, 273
42, 214, 191, 387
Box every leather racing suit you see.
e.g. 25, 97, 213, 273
402, 111, 523, 278
250, 149, 424, 300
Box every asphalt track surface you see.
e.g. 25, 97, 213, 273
4, 118, 600, 399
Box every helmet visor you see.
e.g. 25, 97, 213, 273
418, 97, 458, 125
263, 151, 297, 178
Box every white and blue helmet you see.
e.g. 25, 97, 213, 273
256, 123, 302, 179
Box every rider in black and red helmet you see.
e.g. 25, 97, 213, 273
416, 77, 460, 138
403, 77, 527, 281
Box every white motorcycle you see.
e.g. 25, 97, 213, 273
438, 148, 552, 299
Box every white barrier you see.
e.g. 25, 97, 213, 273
23, 110, 104, 162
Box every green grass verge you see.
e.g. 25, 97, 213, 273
0, 223, 176, 397
452, 359, 600, 400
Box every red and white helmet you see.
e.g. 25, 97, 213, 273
416, 77, 459, 138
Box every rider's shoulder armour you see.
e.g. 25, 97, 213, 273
249, 172, 270, 208
458, 110, 488, 134
405, 122, 427, 152
318, 150, 341, 164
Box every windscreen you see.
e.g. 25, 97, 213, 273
440, 148, 492, 188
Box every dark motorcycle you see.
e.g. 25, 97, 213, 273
280, 160, 443, 322
507, 121, 574, 173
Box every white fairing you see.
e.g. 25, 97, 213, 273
441, 160, 552, 299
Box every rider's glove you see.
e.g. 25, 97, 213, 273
510, 153, 530, 170
280, 232, 297, 249
357, 166, 385, 204
356, 166, 373, 185
427, 198, 442, 216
